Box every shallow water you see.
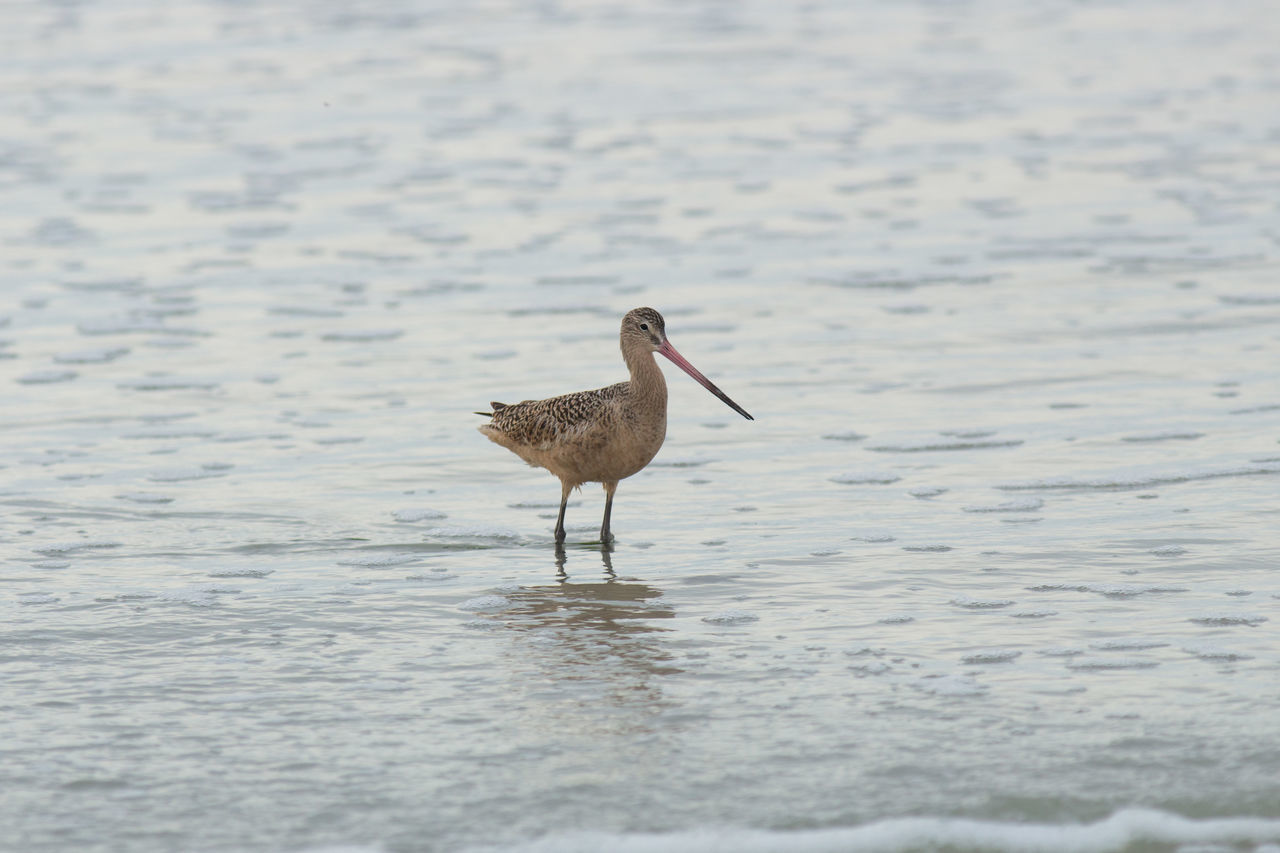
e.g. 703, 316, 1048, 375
3, 0, 1280, 851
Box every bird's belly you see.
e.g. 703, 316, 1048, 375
536, 420, 665, 485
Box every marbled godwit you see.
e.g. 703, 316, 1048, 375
476, 307, 753, 544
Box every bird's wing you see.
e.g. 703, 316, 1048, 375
489, 383, 626, 449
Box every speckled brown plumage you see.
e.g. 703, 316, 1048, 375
479, 381, 664, 486
476, 307, 752, 544
486, 383, 626, 454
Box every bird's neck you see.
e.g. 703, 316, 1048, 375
625, 348, 668, 409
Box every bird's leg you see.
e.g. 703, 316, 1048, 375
600, 481, 618, 545
554, 481, 571, 544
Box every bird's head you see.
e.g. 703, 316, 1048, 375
621, 306, 667, 351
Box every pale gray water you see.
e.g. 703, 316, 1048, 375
3, 1, 1280, 851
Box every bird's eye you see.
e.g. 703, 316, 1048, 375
639, 323, 648, 331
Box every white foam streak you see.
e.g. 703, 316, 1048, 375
471, 809, 1280, 853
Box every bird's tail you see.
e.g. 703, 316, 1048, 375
473, 401, 508, 417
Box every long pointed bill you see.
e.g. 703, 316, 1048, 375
657, 340, 754, 420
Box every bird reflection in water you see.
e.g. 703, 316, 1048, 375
554, 540, 614, 578
488, 545, 681, 730
511, 543, 673, 648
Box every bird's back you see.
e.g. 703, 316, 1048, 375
478, 383, 625, 453
478, 382, 665, 485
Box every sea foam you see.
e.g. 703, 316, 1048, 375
464, 808, 1280, 853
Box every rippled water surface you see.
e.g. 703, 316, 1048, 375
3, 1, 1280, 851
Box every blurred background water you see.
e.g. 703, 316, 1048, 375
2, 1, 1280, 851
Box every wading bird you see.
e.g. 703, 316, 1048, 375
476, 307, 753, 544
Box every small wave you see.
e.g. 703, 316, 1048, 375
961, 649, 1021, 664
34, 540, 122, 554
831, 471, 901, 485
116, 492, 175, 503
474, 349, 518, 360
702, 610, 759, 625
1183, 644, 1253, 661
908, 487, 948, 498
850, 660, 892, 675
422, 524, 522, 542
998, 462, 1280, 491
53, 346, 130, 364
1150, 545, 1186, 556
1189, 613, 1267, 627
406, 571, 458, 582
156, 590, 219, 607
914, 674, 988, 696
1026, 582, 1188, 597
59, 276, 143, 292
149, 467, 227, 482
336, 555, 422, 568
1089, 639, 1169, 651
951, 596, 1015, 609
1229, 403, 1280, 415
1121, 431, 1204, 442
1067, 657, 1159, 670
648, 457, 713, 468
17, 369, 78, 384
963, 497, 1044, 513
121, 427, 217, 439
77, 317, 207, 336
320, 329, 403, 342
118, 376, 219, 391
458, 595, 511, 612
267, 305, 344, 317
391, 508, 448, 523
1220, 293, 1280, 305
868, 439, 1023, 452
